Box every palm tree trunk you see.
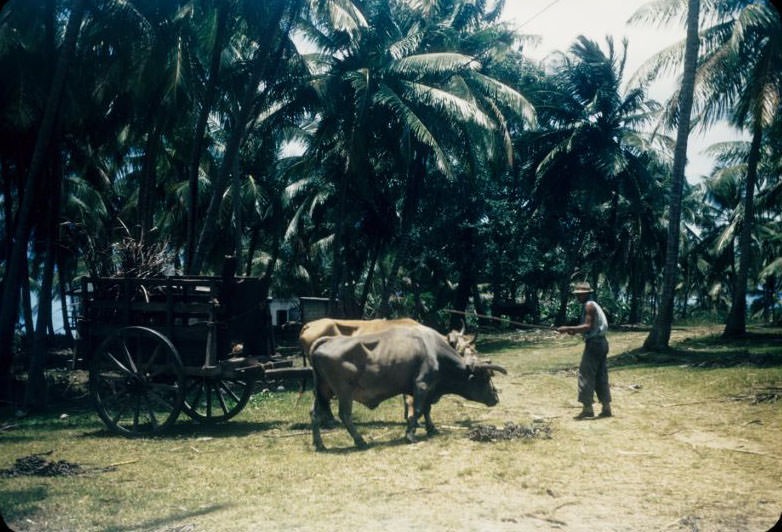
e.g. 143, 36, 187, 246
245, 225, 260, 276
724, 121, 762, 337
21, 257, 34, 347
328, 170, 348, 316
643, 0, 700, 351
24, 158, 62, 410
186, 2, 229, 272
1, 156, 12, 260
138, 118, 164, 238
57, 250, 73, 342
555, 275, 571, 326
232, 148, 242, 265
379, 153, 424, 317
0, 1, 85, 376
359, 241, 381, 317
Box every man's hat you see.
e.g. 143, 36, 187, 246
571, 282, 594, 294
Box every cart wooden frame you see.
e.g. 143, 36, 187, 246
76, 274, 309, 437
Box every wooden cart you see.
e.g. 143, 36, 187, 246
75, 270, 310, 437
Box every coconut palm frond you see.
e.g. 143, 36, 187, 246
374, 84, 453, 178
463, 70, 537, 127
759, 257, 782, 280
388, 22, 424, 60
400, 80, 494, 130
310, 233, 334, 255
387, 52, 479, 76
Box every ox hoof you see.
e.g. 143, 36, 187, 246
314, 443, 327, 452
405, 433, 417, 444
426, 426, 439, 436
355, 439, 369, 450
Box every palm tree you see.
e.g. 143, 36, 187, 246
0, 0, 87, 379
302, 0, 533, 315
630, 0, 701, 350
523, 35, 667, 325
190, 0, 306, 274
697, 2, 782, 336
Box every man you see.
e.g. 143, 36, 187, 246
556, 282, 612, 419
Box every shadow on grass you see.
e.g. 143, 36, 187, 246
0, 485, 49, 524
678, 330, 782, 350
612, 348, 782, 370
314, 434, 424, 454
288, 419, 406, 431
110, 502, 232, 532
478, 339, 525, 354
80, 420, 285, 440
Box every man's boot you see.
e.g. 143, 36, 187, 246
574, 404, 594, 419
598, 402, 612, 418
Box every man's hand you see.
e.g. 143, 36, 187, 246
556, 326, 573, 335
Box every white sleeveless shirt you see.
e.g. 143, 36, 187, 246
583, 300, 608, 340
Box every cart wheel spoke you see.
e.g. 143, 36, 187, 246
216, 386, 229, 416
104, 352, 135, 378
182, 375, 254, 424
147, 388, 175, 411
145, 396, 159, 430
140, 345, 162, 374
133, 396, 140, 431
121, 342, 138, 374
111, 400, 130, 426
219, 381, 242, 404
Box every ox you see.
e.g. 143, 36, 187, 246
299, 318, 478, 424
309, 326, 506, 450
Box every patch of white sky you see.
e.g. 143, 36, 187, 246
502, 0, 748, 183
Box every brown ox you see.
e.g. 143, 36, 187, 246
299, 318, 478, 424
309, 326, 505, 450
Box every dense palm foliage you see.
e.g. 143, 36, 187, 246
1, 0, 781, 406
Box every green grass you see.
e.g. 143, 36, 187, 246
1, 326, 782, 531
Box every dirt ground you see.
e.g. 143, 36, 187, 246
1, 326, 781, 531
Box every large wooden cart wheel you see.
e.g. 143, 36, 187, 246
182, 375, 255, 423
90, 326, 185, 437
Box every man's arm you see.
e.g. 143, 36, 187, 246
556, 302, 595, 336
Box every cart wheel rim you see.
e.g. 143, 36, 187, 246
90, 326, 184, 436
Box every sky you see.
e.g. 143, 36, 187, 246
501, 0, 748, 182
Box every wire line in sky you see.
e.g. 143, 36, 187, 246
518, 0, 565, 29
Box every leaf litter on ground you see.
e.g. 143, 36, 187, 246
467, 421, 552, 442
0, 451, 118, 478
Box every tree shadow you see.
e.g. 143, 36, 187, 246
678, 330, 782, 350
110, 503, 232, 532
477, 339, 527, 354
80, 420, 285, 440
0, 485, 49, 525
288, 419, 406, 431
609, 344, 782, 370
314, 433, 424, 454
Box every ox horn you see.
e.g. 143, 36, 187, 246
460, 319, 466, 335
482, 363, 507, 375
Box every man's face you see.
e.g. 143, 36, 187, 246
575, 292, 590, 303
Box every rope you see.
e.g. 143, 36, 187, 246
444, 309, 554, 331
